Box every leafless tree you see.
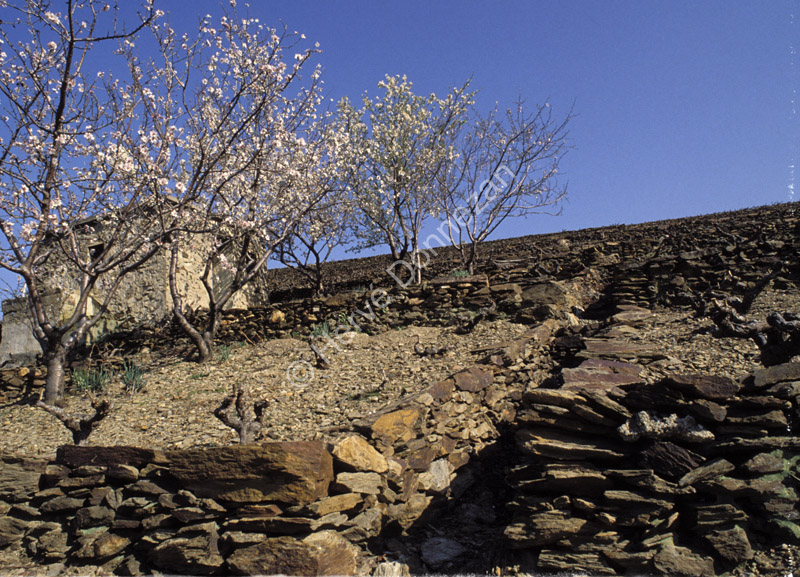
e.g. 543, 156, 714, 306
436, 99, 571, 273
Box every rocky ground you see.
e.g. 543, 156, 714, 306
3, 287, 794, 459
0, 320, 530, 457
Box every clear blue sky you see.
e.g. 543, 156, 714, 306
160, 0, 798, 239
0, 1, 796, 299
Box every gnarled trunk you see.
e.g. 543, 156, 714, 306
43, 345, 67, 406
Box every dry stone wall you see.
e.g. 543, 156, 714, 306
507, 310, 800, 576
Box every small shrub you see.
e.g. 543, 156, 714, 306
450, 269, 470, 278
121, 360, 146, 394
72, 366, 112, 393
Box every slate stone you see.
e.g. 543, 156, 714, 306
452, 366, 493, 392
517, 428, 628, 461
504, 513, 588, 546
332, 435, 388, 473
679, 458, 736, 487
752, 361, 800, 388
74, 531, 130, 561
226, 531, 358, 576
562, 358, 644, 393
305, 493, 363, 516
741, 451, 786, 475
370, 408, 420, 446
425, 378, 454, 402
333, 472, 384, 495
653, 544, 715, 577
637, 441, 704, 480
666, 374, 741, 400
56, 446, 159, 468
0, 459, 46, 502
603, 490, 673, 512
39, 496, 86, 514
537, 550, 616, 575
706, 525, 754, 564
165, 442, 333, 506
150, 531, 224, 576
73, 505, 115, 529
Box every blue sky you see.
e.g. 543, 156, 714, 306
0, 1, 796, 298
160, 0, 797, 239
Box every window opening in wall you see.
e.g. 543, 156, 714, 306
89, 243, 105, 262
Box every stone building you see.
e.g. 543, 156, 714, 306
0, 215, 267, 366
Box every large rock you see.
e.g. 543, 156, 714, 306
370, 408, 420, 446
752, 361, 800, 388
332, 435, 388, 473
166, 442, 333, 506
226, 531, 358, 576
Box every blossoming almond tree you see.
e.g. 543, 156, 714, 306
0, 0, 178, 405
339, 75, 473, 284
150, 14, 340, 361
436, 99, 572, 274
275, 178, 353, 296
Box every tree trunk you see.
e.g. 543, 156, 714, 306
169, 244, 214, 362
44, 345, 67, 406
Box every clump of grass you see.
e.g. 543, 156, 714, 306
216, 344, 233, 362
121, 360, 146, 394
450, 268, 470, 278
72, 366, 113, 393
337, 312, 361, 334
347, 389, 381, 401
311, 320, 332, 338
